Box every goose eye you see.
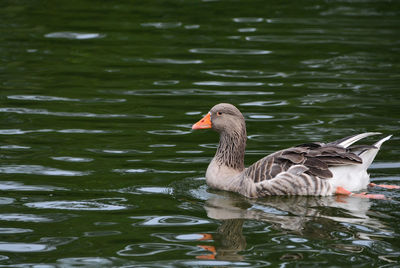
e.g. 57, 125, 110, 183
217, 112, 222, 116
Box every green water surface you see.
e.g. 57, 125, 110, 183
1, 0, 400, 266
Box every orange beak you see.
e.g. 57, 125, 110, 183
192, 113, 212, 130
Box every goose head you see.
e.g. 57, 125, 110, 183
192, 103, 247, 171
192, 103, 246, 135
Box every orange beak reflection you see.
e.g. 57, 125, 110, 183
192, 113, 212, 130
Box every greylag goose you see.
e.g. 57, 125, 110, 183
192, 103, 399, 199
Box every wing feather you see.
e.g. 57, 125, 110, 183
244, 134, 376, 183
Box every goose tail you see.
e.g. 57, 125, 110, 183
359, 135, 392, 169
329, 134, 392, 192
330, 132, 382, 148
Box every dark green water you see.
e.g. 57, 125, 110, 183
1, 0, 400, 266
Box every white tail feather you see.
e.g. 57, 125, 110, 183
330, 134, 392, 192
338, 132, 381, 148
359, 135, 392, 169
373, 135, 392, 149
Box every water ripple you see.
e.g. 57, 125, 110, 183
57, 257, 117, 267
0, 181, 65, 191
155, 157, 211, 164
152, 233, 209, 242
245, 113, 300, 122
154, 80, 180, 86
147, 130, 191, 136
0, 129, 113, 135
118, 186, 174, 195
238, 28, 257, 32
203, 69, 289, 78
246, 31, 395, 46
246, 114, 274, 120
331, 243, 364, 253
114, 88, 274, 96
0, 107, 127, 118
0, 129, 51, 135
58, 129, 111, 134
240, 100, 288, 107
25, 198, 128, 211
141, 22, 182, 28
0, 213, 54, 223
199, 143, 218, 149
136, 58, 203, 64
0, 242, 54, 253
113, 168, 195, 174
189, 48, 272, 55
185, 24, 200, 29
0, 197, 14, 205
182, 260, 257, 267
51, 156, 94, 163
44, 32, 104, 39
87, 148, 153, 154
233, 17, 264, 23
130, 215, 211, 226
0, 256, 8, 261
0, 145, 30, 149
185, 111, 202, 116
8, 95, 78, 101
0, 237, 76, 253
117, 243, 195, 257
7, 95, 126, 103
292, 120, 325, 130
246, 35, 341, 44
299, 93, 350, 106
320, 7, 388, 17
193, 81, 264, 87
0, 165, 90, 176
176, 150, 203, 154
149, 144, 176, 148
84, 231, 121, 237
0, 228, 33, 234
301, 53, 384, 71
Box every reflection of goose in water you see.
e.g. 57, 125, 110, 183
197, 219, 246, 261
205, 192, 387, 232
197, 192, 391, 260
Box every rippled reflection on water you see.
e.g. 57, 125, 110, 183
1, 0, 400, 266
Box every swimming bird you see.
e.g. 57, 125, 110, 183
192, 103, 399, 199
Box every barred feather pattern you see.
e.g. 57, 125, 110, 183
245, 142, 362, 183
254, 168, 332, 197
236, 165, 333, 198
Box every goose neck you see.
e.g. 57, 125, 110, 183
215, 129, 246, 171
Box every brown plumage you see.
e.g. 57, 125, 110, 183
245, 142, 363, 184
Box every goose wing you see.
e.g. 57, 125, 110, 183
245, 139, 366, 184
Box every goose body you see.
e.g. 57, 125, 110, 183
192, 103, 395, 199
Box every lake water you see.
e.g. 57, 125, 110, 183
1, 0, 400, 267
